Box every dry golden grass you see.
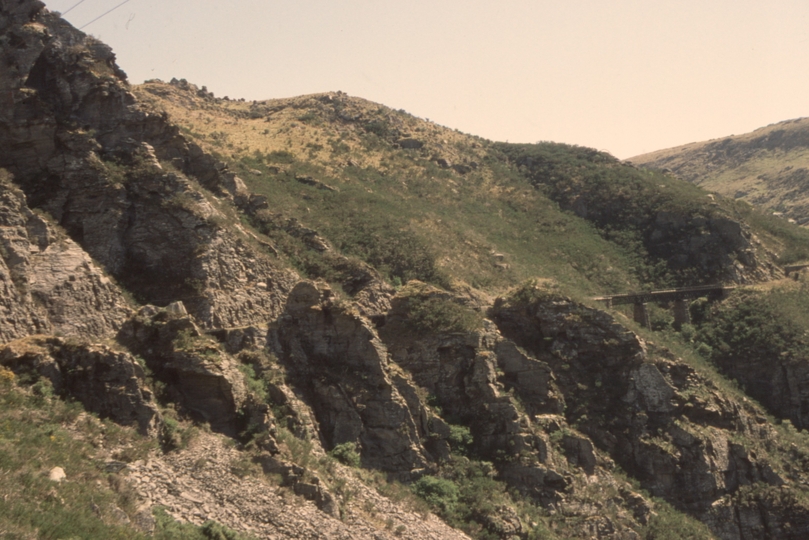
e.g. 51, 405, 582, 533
630, 117, 809, 224
133, 81, 487, 180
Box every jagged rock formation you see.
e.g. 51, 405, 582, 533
119, 304, 249, 435
489, 287, 809, 538
0, 0, 296, 328
271, 281, 430, 474
0, 170, 130, 341
0, 336, 160, 435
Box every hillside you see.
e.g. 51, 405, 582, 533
630, 117, 809, 226
6, 2, 809, 539
133, 79, 803, 290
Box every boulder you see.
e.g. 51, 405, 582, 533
48, 466, 66, 482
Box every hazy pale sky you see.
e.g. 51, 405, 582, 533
44, 0, 809, 158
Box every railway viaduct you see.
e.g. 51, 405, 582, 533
593, 285, 735, 330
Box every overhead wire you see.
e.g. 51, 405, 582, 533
61, 0, 88, 16
79, 0, 133, 30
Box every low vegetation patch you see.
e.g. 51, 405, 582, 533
398, 284, 483, 334
695, 286, 809, 366
0, 381, 140, 538
328, 441, 361, 467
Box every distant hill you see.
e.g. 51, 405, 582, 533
630, 117, 809, 225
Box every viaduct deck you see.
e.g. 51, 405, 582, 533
593, 285, 735, 307
785, 264, 809, 276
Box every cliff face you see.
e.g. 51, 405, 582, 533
0, 169, 130, 341
0, 0, 296, 329
488, 288, 808, 536
5, 2, 809, 539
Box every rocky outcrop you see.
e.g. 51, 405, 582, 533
0, 336, 160, 435
703, 486, 809, 540
380, 283, 662, 534
0, 0, 296, 329
382, 302, 548, 464
271, 281, 429, 474
118, 304, 247, 434
255, 453, 339, 517
0, 170, 130, 342
6, 4, 809, 539
645, 212, 781, 284
490, 287, 798, 537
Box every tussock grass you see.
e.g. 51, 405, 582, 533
0, 382, 147, 539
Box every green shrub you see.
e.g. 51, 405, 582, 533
413, 476, 459, 513
447, 425, 473, 455
31, 378, 54, 398
237, 363, 268, 402
405, 295, 483, 334
329, 442, 361, 467
161, 417, 182, 450
364, 120, 390, 138
679, 323, 696, 342
695, 342, 712, 358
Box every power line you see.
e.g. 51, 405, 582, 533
79, 0, 133, 30
62, 0, 88, 16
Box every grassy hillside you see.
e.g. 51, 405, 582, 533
134, 80, 805, 295
630, 117, 809, 227
0, 369, 253, 540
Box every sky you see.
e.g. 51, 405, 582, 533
42, 0, 809, 159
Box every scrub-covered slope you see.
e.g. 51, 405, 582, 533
134, 79, 797, 292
